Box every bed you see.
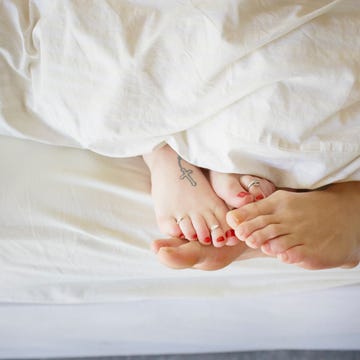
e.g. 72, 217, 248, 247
1, 135, 360, 358
1, 1, 360, 358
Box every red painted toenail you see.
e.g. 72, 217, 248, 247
255, 194, 264, 201
217, 236, 225, 242
179, 233, 185, 239
204, 237, 211, 243
191, 234, 198, 240
237, 192, 250, 198
225, 229, 235, 238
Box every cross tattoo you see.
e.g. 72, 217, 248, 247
177, 156, 197, 186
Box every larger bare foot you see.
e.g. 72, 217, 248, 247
226, 182, 360, 270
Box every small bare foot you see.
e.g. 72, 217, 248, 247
143, 145, 237, 247
210, 171, 276, 208
151, 238, 266, 270
226, 183, 360, 270
209, 171, 276, 245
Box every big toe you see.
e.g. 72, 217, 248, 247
210, 172, 254, 208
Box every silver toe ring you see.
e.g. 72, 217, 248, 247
176, 216, 186, 225
246, 179, 261, 191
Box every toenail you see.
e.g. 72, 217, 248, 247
204, 237, 211, 243
225, 229, 235, 238
217, 236, 225, 242
179, 233, 185, 239
255, 194, 264, 201
191, 234, 198, 240
237, 191, 250, 198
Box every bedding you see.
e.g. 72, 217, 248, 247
1, 0, 360, 189
1, 134, 360, 358
1, 1, 360, 356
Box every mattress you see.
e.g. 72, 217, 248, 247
1, 286, 360, 358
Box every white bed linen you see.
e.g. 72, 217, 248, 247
1, 135, 359, 305
1, 0, 360, 189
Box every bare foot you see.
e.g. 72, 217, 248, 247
226, 182, 360, 270
210, 171, 276, 208
151, 237, 266, 270
143, 145, 237, 247
209, 171, 276, 245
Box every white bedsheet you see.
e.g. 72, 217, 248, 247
1, 0, 360, 188
2, 286, 360, 357
1, 135, 359, 304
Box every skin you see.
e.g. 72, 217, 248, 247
151, 237, 265, 270
143, 145, 274, 247
152, 182, 360, 270
227, 182, 360, 270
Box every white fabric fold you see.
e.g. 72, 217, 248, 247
1, 0, 360, 188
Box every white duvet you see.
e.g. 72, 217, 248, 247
1, 0, 360, 189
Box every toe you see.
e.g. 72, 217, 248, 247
278, 245, 307, 265
233, 215, 275, 243
212, 204, 237, 247
261, 234, 298, 256
157, 244, 200, 269
279, 246, 330, 270
245, 223, 285, 249
177, 216, 197, 241
210, 171, 254, 208
151, 238, 188, 254
204, 212, 226, 248
191, 213, 212, 245
225, 229, 239, 246
157, 215, 183, 237
239, 175, 275, 202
